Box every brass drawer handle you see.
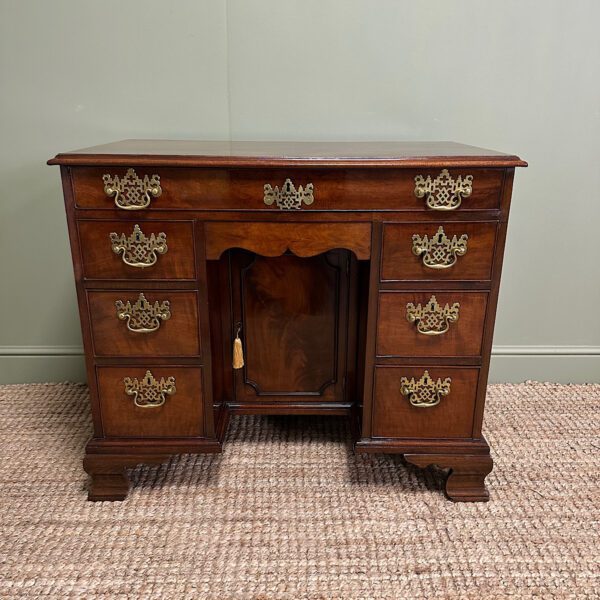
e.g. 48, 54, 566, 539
400, 371, 451, 408
115, 293, 171, 334
406, 295, 459, 336
412, 226, 468, 269
264, 178, 314, 209
124, 370, 176, 408
103, 168, 162, 210
110, 224, 168, 268
414, 169, 473, 211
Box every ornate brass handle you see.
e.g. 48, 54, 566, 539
412, 226, 468, 269
110, 224, 168, 268
103, 168, 162, 210
406, 295, 460, 335
115, 293, 171, 334
400, 371, 451, 408
414, 169, 473, 210
124, 370, 176, 408
264, 178, 314, 209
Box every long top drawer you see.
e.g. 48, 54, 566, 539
70, 167, 504, 212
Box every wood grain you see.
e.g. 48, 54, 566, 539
372, 366, 479, 439
204, 222, 372, 260
48, 140, 527, 168
233, 252, 342, 403
87, 290, 200, 357
71, 166, 504, 211
381, 222, 497, 282
377, 291, 488, 357
96, 366, 205, 438
78, 220, 196, 280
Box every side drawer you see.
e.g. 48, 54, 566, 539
97, 366, 204, 438
381, 222, 497, 281
377, 291, 488, 357
78, 220, 196, 280
71, 166, 503, 211
88, 291, 200, 357
372, 366, 479, 439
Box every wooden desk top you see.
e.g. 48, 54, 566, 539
48, 140, 527, 168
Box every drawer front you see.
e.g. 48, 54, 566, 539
372, 366, 478, 439
381, 222, 497, 281
377, 292, 487, 357
72, 167, 503, 211
204, 221, 371, 260
97, 366, 204, 437
78, 220, 196, 280
88, 291, 200, 357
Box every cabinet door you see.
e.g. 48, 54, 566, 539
229, 249, 352, 410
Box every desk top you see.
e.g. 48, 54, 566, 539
49, 140, 526, 168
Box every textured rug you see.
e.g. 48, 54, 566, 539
0, 382, 598, 599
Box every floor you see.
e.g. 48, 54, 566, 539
1, 382, 598, 599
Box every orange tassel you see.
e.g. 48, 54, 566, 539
233, 328, 244, 369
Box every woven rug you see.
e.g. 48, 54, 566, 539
0, 382, 598, 599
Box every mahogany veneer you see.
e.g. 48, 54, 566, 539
88, 290, 201, 357
377, 291, 488, 357
78, 220, 196, 280
49, 140, 526, 502
72, 166, 504, 211
381, 222, 498, 282
372, 366, 480, 438
97, 366, 205, 438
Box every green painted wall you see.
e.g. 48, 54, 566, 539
1, 0, 598, 383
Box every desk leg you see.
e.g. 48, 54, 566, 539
404, 450, 493, 502
83, 454, 169, 501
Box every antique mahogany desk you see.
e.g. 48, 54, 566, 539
48, 140, 526, 502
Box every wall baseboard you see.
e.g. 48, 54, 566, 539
490, 345, 600, 356
0, 345, 598, 385
0, 354, 86, 384
0, 345, 86, 356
